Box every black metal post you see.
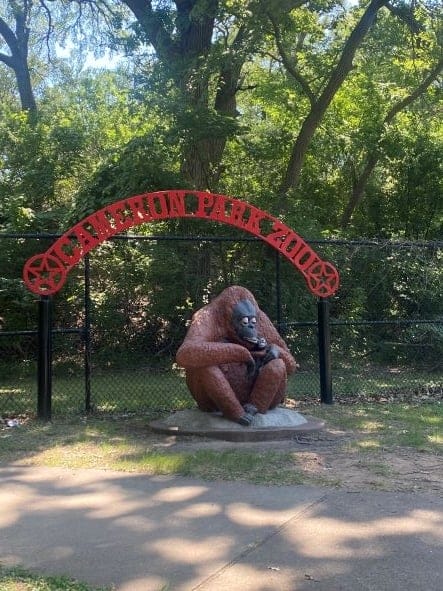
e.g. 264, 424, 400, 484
318, 297, 333, 404
37, 295, 53, 420
84, 254, 92, 413
275, 250, 282, 332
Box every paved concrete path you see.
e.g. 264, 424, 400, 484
1, 465, 442, 590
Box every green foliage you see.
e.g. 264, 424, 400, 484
0, 565, 110, 591
383, 127, 442, 239
1, 0, 441, 237
71, 133, 184, 222
328, 242, 443, 367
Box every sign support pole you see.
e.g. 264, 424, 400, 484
37, 295, 53, 420
84, 254, 92, 413
318, 297, 333, 404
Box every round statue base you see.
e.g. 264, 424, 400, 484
149, 407, 325, 442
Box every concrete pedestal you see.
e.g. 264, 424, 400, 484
149, 407, 325, 442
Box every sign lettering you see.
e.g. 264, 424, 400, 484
23, 190, 339, 297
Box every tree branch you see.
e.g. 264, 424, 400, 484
341, 57, 443, 227
385, 1, 423, 34
39, 0, 55, 58
0, 52, 15, 68
384, 57, 443, 125
121, 0, 176, 61
267, 11, 316, 105
0, 16, 19, 55
278, 0, 389, 199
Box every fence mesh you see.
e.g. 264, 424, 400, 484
0, 233, 441, 417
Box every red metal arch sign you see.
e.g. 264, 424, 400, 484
23, 190, 339, 298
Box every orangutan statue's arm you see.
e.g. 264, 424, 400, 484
256, 311, 298, 375
176, 308, 253, 369
176, 339, 253, 369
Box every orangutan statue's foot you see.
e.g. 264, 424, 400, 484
243, 403, 258, 416
237, 413, 254, 426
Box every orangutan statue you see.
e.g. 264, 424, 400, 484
176, 285, 298, 426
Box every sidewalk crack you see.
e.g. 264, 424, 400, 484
191, 494, 328, 590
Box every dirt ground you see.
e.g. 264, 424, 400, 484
145, 423, 443, 495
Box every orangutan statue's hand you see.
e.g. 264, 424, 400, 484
261, 345, 280, 366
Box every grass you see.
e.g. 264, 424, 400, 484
1, 364, 441, 416
311, 402, 443, 452
0, 370, 194, 416
0, 565, 110, 591
1, 402, 441, 482
0, 416, 307, 485
328, 367, 441, 396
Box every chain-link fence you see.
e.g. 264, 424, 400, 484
1, 232, 442, 417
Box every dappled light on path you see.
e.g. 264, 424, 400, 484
0, 465, 442, 591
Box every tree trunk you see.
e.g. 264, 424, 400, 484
181, 51, 245, 189
341, 154, 379, 228
278, 0, 388, 207
124, 0, 228, 188
13, 53, 37, 113
0, 12, 37, 115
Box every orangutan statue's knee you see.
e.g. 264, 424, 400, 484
186, 366, 246, 421
249, 358, 287, 413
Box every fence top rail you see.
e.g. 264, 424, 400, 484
1, 232, 442, 249
2, 320, 441, 337
285, 319, 443, 327
0, 328, 83, 336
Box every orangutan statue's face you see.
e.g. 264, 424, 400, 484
231, 299, 260, 346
